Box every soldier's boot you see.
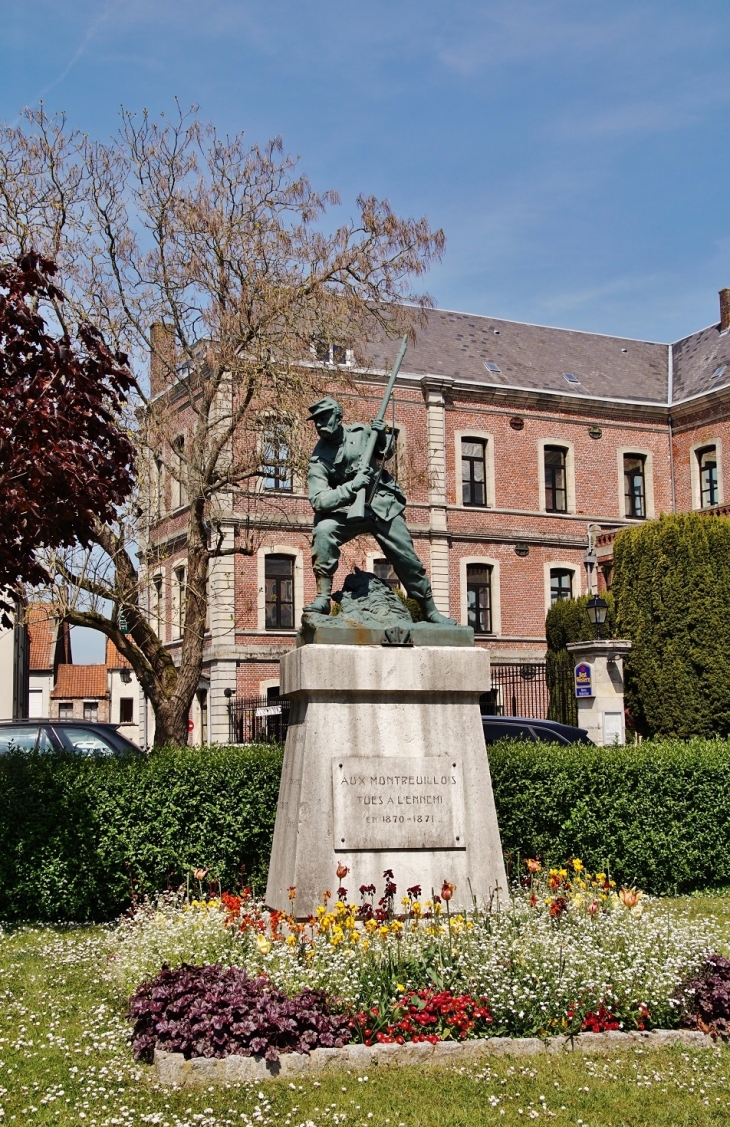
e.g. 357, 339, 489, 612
418, 592, 457, 626
304, 576, 333, 615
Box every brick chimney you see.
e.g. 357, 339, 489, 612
149, 322, 176, 395
720, 289, 730, 333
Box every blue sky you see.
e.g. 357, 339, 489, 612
3, 0, 729, 659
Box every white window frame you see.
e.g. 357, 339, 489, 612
453, 430, 495, 509
311, 342, 354, 367
150, 573, 164, 639
690, 438, 724, 510
617, 448, 655, 520
366, 553, 404, 591
257, 545, 304, 633
459, 556, 501, 636
171, 435, 188, 510
173, 563, 186, 640
538, 439, 576, 515
544, 561, 581, 614
152, 455, 164, 519
257, 416, 297, 494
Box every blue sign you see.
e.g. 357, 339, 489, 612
574, 662, 593, 698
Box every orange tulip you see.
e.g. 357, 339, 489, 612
619, 887, 641, 908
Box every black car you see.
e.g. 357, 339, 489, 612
0, 720, 142, 757
482, 715, 592, 746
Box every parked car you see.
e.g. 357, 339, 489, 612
481, 715, 592, 746
0, 720, 141, 757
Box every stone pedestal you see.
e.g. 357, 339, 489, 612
266, 645, 507, 916
566, 639, 632, 746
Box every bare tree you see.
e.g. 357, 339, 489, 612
0, 105, 444, 746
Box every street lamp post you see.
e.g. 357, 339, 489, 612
585, 595, 608, 640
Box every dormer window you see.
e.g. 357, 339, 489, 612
313, 341, 350, 365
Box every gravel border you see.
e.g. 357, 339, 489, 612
154, 1029, 714, 1087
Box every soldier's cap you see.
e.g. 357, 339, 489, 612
306, 395, 341, 421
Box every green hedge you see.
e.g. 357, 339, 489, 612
3, 738, 730, 922
490, 738, 730, 895
0, 745, 283, 923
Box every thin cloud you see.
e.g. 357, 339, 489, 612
27, 0, 118, 108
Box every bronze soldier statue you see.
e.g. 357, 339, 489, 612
304, 394, 456, 625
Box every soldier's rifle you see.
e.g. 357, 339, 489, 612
346, 335, 408, 521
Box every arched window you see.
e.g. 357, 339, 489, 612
373, 557, 401, 591
265, 555, 295, 629
544, 447, 567, 512
261, 425, 293, 492
623, 454, 646, 518
698, 446, 719, 508
550, 568, 573, 604
461, 439, 487, 506
466, 564, 492, 634
171, 436, 188, 509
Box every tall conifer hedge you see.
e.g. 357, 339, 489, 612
613, 512, 730, 737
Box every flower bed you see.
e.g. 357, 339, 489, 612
112, 861, 720, 1062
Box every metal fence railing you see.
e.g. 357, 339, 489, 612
482, 662, 577, 725
228, 662, 576, 743
228, 695, 291, 744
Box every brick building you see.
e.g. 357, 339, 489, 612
144, 289, 730, 742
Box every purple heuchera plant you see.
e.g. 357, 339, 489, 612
680, 954, 730, 1039
128, 964, 352, 1062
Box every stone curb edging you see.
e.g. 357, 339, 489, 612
154, 1029, 714, 1087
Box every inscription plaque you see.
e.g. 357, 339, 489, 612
332, 756, 466, 851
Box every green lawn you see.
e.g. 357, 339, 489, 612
3, 902, 730, 1127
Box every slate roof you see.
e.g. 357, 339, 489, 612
364, 308, 670, 405
671, 323, 730, 403
51, 665, 107, 700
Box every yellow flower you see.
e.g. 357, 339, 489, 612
572, 859, 584, 874
390, 920, 403, 935
364, 918, 378, 933
378, 925, 390, 938
411, 901, 422, 917
256, 935, 272, 955
596, 872, 606, 882
361, 938, 370, 951
396, 983, 405, 993
286, 934, 297, 946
